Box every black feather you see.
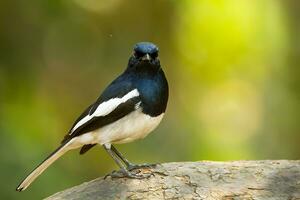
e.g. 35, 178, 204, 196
62, 42, 168, 142
62, 96, 140, 143
80, 144, 96, 154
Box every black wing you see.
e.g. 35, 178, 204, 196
62, 75, 140, 143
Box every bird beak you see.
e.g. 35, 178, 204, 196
141, 54, 151, 61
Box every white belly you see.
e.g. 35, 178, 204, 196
75, 109, 164, 146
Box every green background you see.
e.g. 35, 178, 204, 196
1, 0, 299, 199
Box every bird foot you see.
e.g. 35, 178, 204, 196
127, 163, 158, 171
105, 168, 153, 179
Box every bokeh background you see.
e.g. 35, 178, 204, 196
1, 0, 300, 199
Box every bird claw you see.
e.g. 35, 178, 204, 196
127, 163, 158, 171
106, 169, 153, 179
103, 163, 158, 179
104, 170, 118, 179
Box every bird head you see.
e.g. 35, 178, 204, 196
127, 42, 160, 73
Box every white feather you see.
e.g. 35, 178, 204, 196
72, 108, 164, 146
97, 108, 164, 144
16, 139, 76, 191
71, 89, 140, 133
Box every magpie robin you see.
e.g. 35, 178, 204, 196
16, 42, 169, 191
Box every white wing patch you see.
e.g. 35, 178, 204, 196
70, 89, 140, 134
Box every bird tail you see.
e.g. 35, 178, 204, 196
16, 139, 73, 191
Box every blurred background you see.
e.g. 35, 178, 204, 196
1, 0, 299, 199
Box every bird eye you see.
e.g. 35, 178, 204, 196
150, 52, 158, 59
134, 51, 145, 58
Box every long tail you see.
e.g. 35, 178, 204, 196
16, 139, 73, 191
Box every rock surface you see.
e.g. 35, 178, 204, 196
46, 160, 300, 199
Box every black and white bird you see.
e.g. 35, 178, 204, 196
16, 42, 168, 191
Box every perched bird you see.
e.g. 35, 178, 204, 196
16, 42, 169, 191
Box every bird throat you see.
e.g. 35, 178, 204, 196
133, 61, 160, 76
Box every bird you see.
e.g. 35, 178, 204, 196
16, 42, 169, 191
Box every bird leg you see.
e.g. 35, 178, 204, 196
111, 145, 157, 171
103, 144, 151, 179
